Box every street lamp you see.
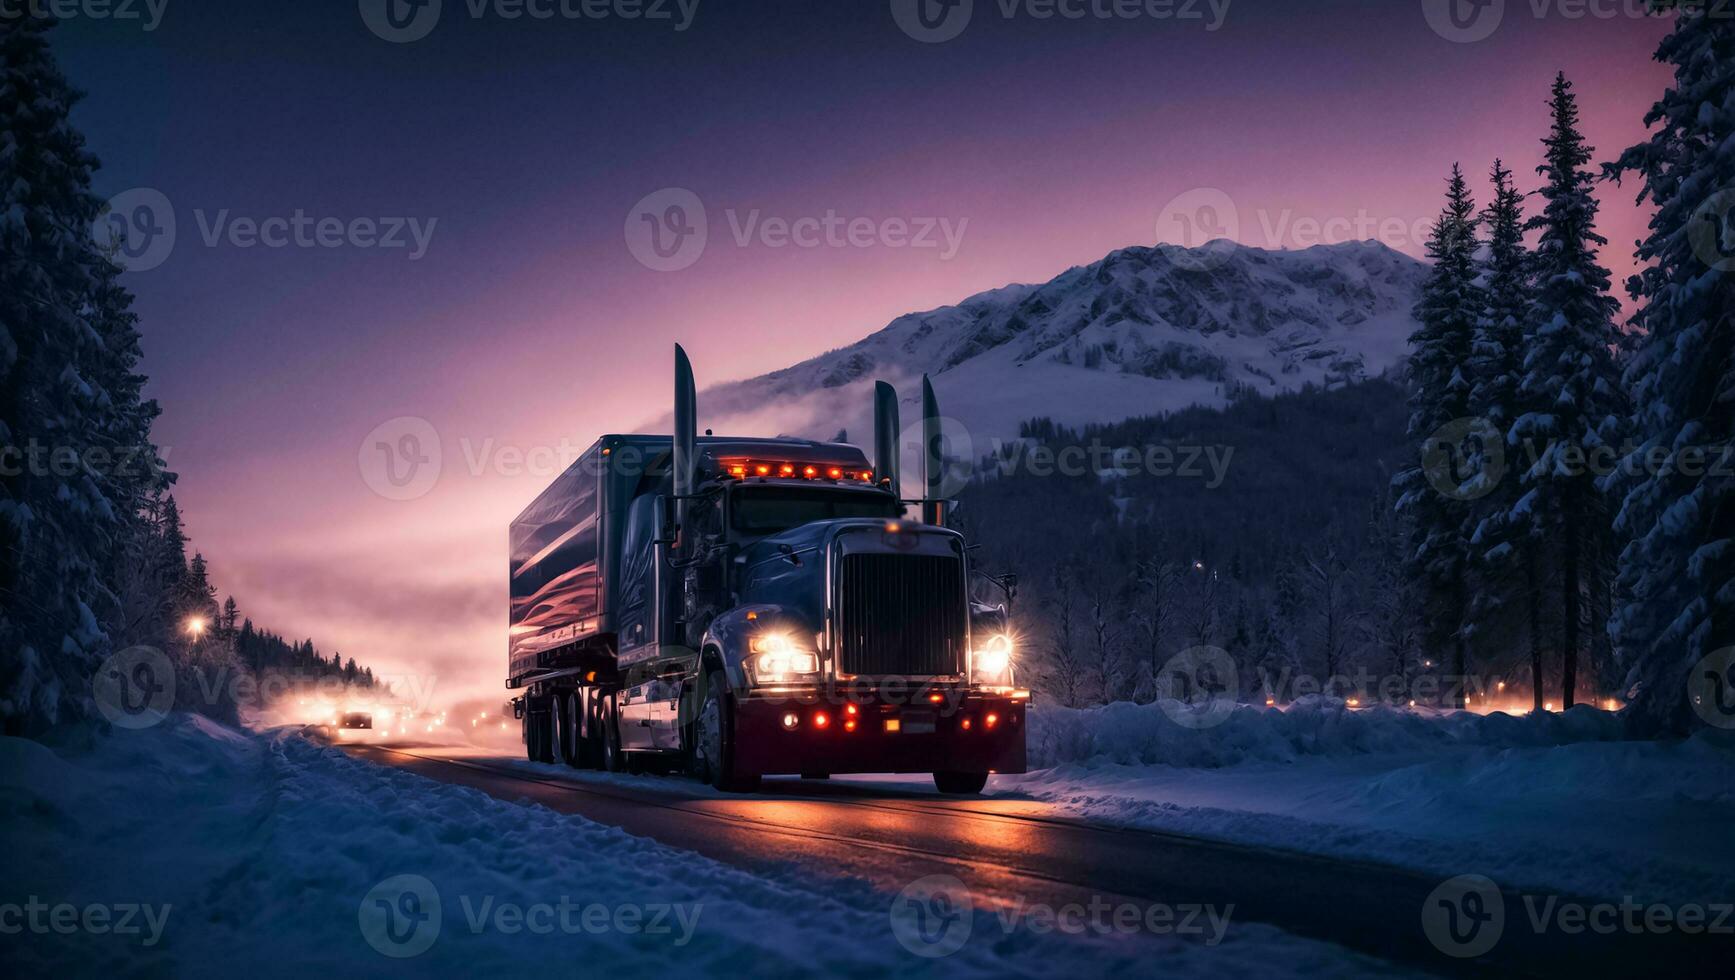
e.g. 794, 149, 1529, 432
185, 617, 206, 640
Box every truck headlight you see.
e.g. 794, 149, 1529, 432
974, 633, 1013, 678
749, 632, 819, 680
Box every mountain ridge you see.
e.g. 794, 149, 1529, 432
681, 239, 1428, 444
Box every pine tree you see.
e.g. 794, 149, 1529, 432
1511, 73, 1627, 709
1606, 10, 1735, 734
1394, 165, 1483, 708
0, 18, 155, 733
1468, 160, 1549, 710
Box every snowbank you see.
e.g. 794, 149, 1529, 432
1006, 698, 1734, 906
1, 715, 1396, 978
1027, 695, 1626, 769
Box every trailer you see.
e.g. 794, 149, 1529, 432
508, 347, 1026, 793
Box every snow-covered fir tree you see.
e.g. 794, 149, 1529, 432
0, 18, 159, 734
1394, 165, 1482, 707
1605, 9, 1734, 734
1509, 72, 1627, 710
1467, 159, 1550, 710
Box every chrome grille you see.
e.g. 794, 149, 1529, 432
838, 553, 966, 676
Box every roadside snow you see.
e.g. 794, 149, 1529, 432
1003, 698, 1735, 906
1, 715, 1405, 978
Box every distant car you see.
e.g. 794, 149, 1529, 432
340, 712, 373, 730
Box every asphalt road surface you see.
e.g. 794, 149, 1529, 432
342, 741, 1721, 978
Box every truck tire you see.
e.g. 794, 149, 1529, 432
694, 669, 760, 793
600, 694, 628, 773
555, 692, 582, 768
933, 771, 988, 795
525, 699, 554, 764
579, 689, 605, 770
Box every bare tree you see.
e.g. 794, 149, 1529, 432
1040, 568, 1087, 708
1129, 557, 1179, 702
1303, 544, 1360, 694
1085, 582, 1123, 704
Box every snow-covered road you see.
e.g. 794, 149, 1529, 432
5, 702, 1729, 978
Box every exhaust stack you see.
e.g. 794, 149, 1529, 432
674, 344, 697, 536
921, 375, 944, 526
873, 381, 900, 494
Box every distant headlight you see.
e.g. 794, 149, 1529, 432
748, 632, 819, 680
975, 633, 1013, 678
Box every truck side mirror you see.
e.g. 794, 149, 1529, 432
653, 494, 679, 547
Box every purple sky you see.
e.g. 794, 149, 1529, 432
58, 0, 1672, 705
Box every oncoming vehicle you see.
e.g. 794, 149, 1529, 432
507, 346, 1027, 793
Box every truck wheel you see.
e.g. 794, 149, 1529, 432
525, 699, 554, 764
579, 689, 605, 770
694, 670, 760, 793
600, 694, 627, 773
933, 771, 988, 795
555, 692, 581, 768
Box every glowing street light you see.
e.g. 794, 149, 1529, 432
185, 617, 207, 640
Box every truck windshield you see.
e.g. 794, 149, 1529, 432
730, 487, 901, 534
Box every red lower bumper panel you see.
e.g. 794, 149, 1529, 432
732, 692, 1028, 776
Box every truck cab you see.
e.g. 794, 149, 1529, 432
508, 349, 1027, 793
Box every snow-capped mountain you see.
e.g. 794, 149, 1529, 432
693, 239, 1427, 444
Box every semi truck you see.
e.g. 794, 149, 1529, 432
507, 346, 1027, 793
